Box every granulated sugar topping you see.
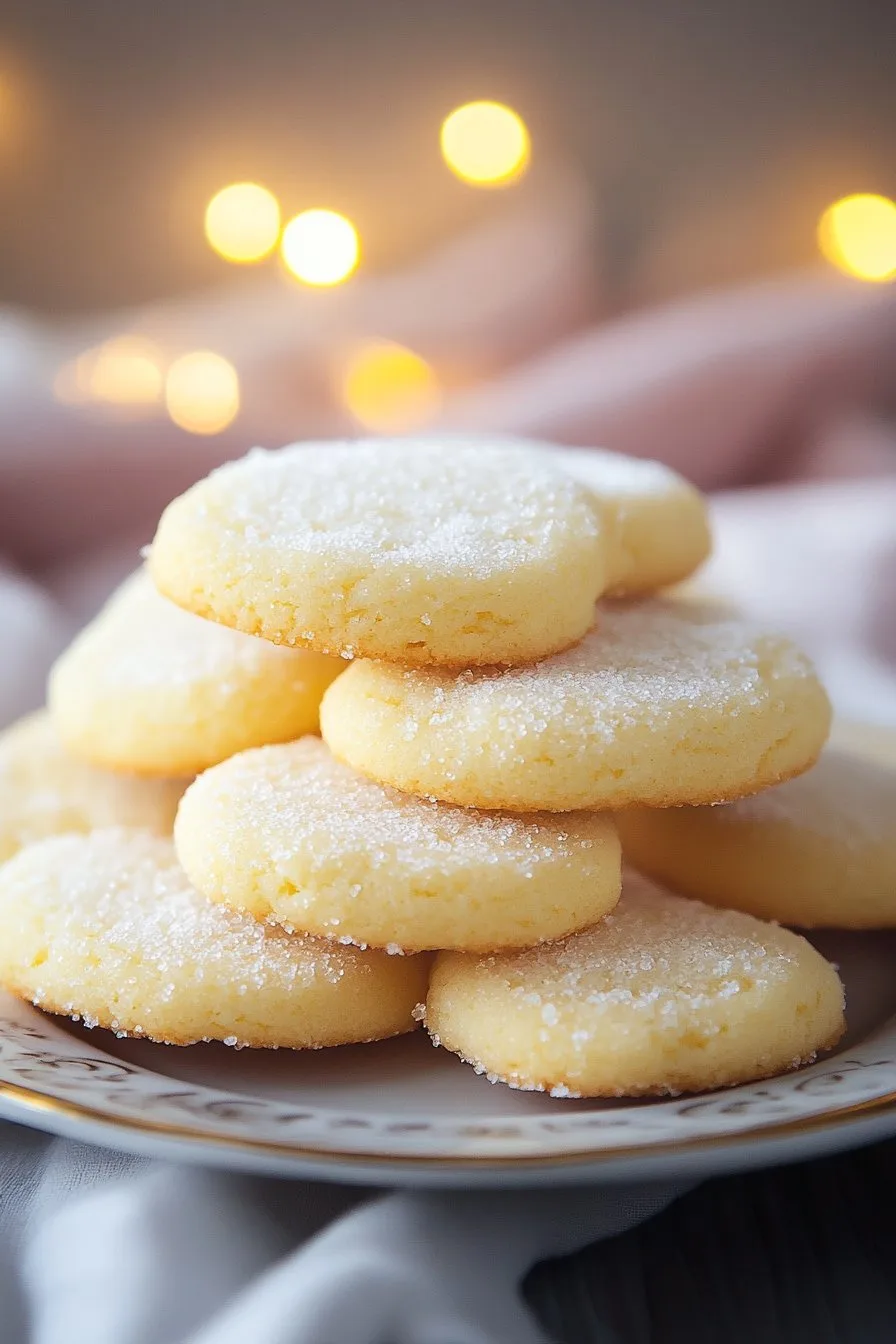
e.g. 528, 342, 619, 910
197, 737, 607, 877
0, 712, 183, 862
488, 874, 803, 1015
5, 828, 366, 992
393, 600, 813, 733
186, 439, 602, 579
81, 570, 307, 688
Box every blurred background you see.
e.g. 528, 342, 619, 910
2, 0, 895, 449
1, 0, 895, 733
3, 0, 896, 314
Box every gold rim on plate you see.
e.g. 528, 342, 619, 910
1, 1075, 895, 1172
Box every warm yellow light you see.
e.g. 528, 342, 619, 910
0, 66, 29, 154
0, 72, 15, 150
818, 194, 896, 283
165, 352, 239, 435
440, 100, 530, 187
341, 341, 442, 433
53, 337, 163, 410
88, 338, 163, 405
280, 209, 360, 285
205, 182, 281, 264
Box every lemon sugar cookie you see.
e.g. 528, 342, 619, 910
552, 445, 711, 594
174, 737, 622, 953
0, 711, 185, 864
426, 875, 845, 1097
321, 601, 831, 812
48, 570, 343, 777
0, 829, 430, 1047
618, 748, 896, 929
149, 439, 607, 667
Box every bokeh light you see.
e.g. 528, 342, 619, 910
818, 193, 896, 283
0, 71, 16, 151
440, 101, 530, 187
165, 351, 239, 434
341, 341, 442, 432
281, 209, 359, 286
204, 182, 281, 264
54, 336, 163, 411
0, 63, 31, 156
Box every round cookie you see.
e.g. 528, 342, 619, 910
148, 439, 607, 667
426, 874, 845, 1097
174, 737, 622, 953
552, 445, 711, 594
0, 829, 430, 1048
0, 711, 185, 864
48, 570, 343, 776
321, 600, 832, 811
618, 748, 896, 929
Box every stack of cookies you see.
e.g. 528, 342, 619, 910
2, 436, 893, 1099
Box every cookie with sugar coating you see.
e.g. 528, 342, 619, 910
552, 444, 711, 594
425, 874, 845, 1097
618, 748, 896, 929
148, 439, 607, 667
0, 829, 431, 1048
321, 600, 831, 811
0, 711, 185, 864
48, 570, 343, 776
174, 737, 622, 953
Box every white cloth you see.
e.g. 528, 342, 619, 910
0, 1126, 684, 1344
1, 478, 894, 1343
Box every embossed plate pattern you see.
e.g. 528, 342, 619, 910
0, 928, 895, 1186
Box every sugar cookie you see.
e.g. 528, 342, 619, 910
174, 737, 622, 953
552, 445, 711, 594
321, 601, 831, 811
149, 439, 607, 667
0, 711, 184, 864
618, 749, 896, 928
426, 874, 845, 1097
48, 570, 343, 776
0, 829, 430, 1047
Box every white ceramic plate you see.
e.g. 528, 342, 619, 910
1, 926, 894, 1187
